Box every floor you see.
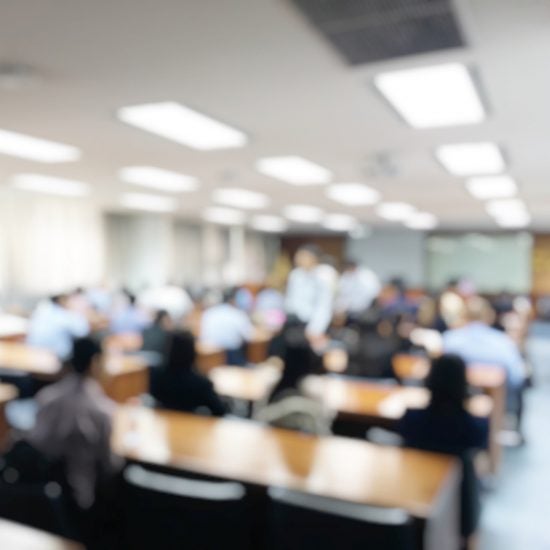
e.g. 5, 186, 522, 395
479, 323, 550, 550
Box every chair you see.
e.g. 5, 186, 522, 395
266, 487, 415, 550
122, 464, 253, 550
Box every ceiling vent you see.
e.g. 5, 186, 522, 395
290, 0, 465, 65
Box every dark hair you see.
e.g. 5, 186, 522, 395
165, 331, 197, 372
223, 287, 238, 304
154, 310, 170, 325
427, 354, 468, 410
343, 259, 358, 270
50, 294, 65, 305
70, 337, 101, 375
122, 288, 136, 305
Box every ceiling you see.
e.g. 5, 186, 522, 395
0, 0, 549, 231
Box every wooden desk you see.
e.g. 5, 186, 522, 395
113, 406, 460, 549
393, 354, 506, 474
196, 343, 226, 374
246, 330, 272, 364
0, 383, 18, 449
0, 342, 61, 378
0, 518, 83, 549
210, 365, 280, 402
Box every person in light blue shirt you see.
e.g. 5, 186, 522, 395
200, 288, 254, 366
109, 290, 151, 335
26, 294, 90, 361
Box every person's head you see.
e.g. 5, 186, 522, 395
342, 259, 358, 273
389, 277, 407, 297
465, 296, 495, 325
427, 354, 468, 410
294, 244, 321, 271
320, 254, 337, 268
222, 287, 238, 305
50, 294, 69, 307
165, 330, 197, 372
70, 337, 102, 376
154, 310, 173, 330
122, 289, 137, 306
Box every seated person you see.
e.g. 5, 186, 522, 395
141, 309, 173, 355
27, 337, 121, 510
109, 290, 150, 334
200, 288, 254, 366
26, 294, 89, 361
398, 354, 489, 544
150, 331, 226, 416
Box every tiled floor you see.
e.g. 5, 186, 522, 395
479, 325, 550, 549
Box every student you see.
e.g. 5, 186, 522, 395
141, 309, 173, 355
200, 288, 254, 366
26, 294, 89, 361
443, 296, 526, 435
109, 290, 150, 335
151, 331, 226, 417
284, 244, 333, 348
27, 337, 121, 510
138, 282, 194, 323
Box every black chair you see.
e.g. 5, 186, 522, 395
266, 487, 415, 550
122, 464, 253, 550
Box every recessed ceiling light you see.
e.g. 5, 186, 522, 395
256, 156, 332, 185
120, 192, 178, 213
117, 101, 247, 150
465, 175, 517, 200
322, 214, 358, 232
436, 142, 505, 176
212, 188, 269, 210
376, 202, 416, 221
493, 212, 531, 228
374, 63, 485, 128
11, 174, 89, 197
202, 206, 246, 225
119, 166, 198, 193
0, 129, 81, 163
404, 212, 438, 230
485, 198, 527, 217
325, 183, 381, 206
283, 204, 324, 223
250, 215, 288, 233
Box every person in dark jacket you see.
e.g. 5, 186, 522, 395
150, 330, 226, 417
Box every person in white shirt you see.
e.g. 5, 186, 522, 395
335, 259, 381, 321
200, 288, 254, 366
284, 245, 333, 348
26, 294, 89, 361
138, 283, 194, 323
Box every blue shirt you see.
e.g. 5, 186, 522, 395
27, 301, 89, 360
443, 322, 525, 388
200, 303, 253, 351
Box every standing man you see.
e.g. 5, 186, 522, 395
284, 244, 334, 349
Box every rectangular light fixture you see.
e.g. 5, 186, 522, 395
202, 206, 246, 225
465, 175, 517, 200
120, 192, 178, 213
283, 204, 324, 223
374, 63, 485, 128
322, 214, 358, 232
250, 215, 288, 233
117, 102, 247, 150
436, 142, 505, 176
119, 166, 198, 193
212, 188, 269, 210
404, 212, 438, 230
376, 202, 416, 221
256, 156, 332, 185
0, 129, 81, 163
325, 183, 381, 206
11, 174, 89, 197
485, 198, 527, 217
493, 212, 531, 228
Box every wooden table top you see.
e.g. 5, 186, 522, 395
0, 342, 61, 376
0, 518, 83, 549
0, 382, 19, 404
210, 365, 280, 402
113, 406, 458, 519
393, 354, 506, 390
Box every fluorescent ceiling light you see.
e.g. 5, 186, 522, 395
0, 129, 81, 163
120, 192, 178, 213
485, 198, 527, 217
494, 212, 531, 228
202, 206, 246, 225
283, 204, 324, 223
374, 63, 485, 128
404, 212, 438, 230
119, 166, 198, 193
465, 175, 517, 200
256, 156, 332, 185
117, 101, 247, 150
322, 214, 358, 232
11, 174, 89, 197
325, 183, 381, 206
250, 215, 288, 233
376, 202, 416, 221
212, 188, 269, 210
436, 142, 505, 176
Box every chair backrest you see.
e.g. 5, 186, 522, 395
122, 464, 252, 550
266, 487, 415, 550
